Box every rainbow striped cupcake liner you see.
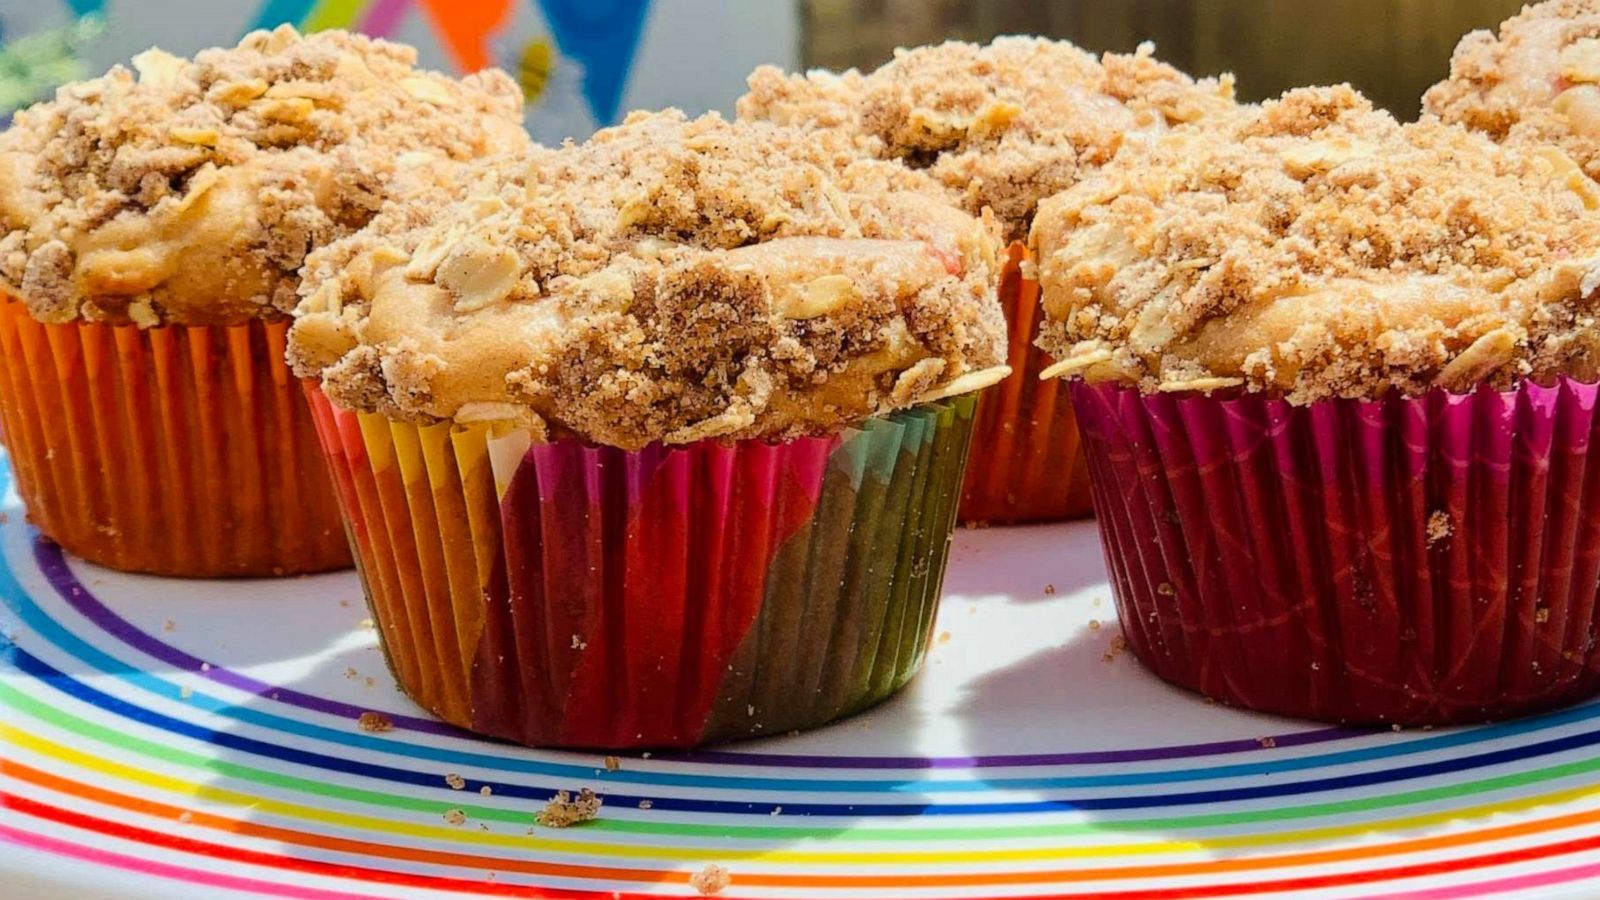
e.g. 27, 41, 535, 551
959, 243, 1093, 524
307, 385, 976, 749
1073, 376, 1600, 726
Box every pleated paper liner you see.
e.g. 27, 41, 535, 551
0, 297, 349, 577
959, 242, 1092, 524
306, 384, 976, 749
1072, 376, 1600, 726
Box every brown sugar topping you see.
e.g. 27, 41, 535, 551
0, 26, 527, 327
1425, 0, 1600, 184
289, 109, 1007, 448
738, 37, 1236, 241
1032, 85, 1600, 402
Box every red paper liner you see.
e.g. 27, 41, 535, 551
0, 298, 349, 577
959, 243, 1093, 524
1072, 377, 1600, 725
307, 384, 977, 749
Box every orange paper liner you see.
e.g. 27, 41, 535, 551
0, 298, 350, 577
959, 243, 1093, 524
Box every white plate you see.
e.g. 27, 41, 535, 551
3, 462, 1599, 899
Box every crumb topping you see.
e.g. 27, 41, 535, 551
535, 788, 601, 828
1031, 85, 1600, 402
738, 37, 1237, 241
290, 109, 1007, 448
0, 25, 527, 326
1425, 0, 1600, 184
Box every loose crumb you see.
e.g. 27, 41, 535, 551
445, 773, 465, 790
1044, 583, 1057, 595
604, 756, 621, 772
1102, 634, 1128, 663
937, 631, 952, 644
162, 619, 175, 632
1427, 511, 1454, 545
1537, 607, 1552, 624
1088, 619, 1102, 630
480, 785, 492, 797
571, 634, 588, 651
1156, 583, 1175, 597
344, 667, 359, 680
639, 799, 654, 810
443, 808, 466, 826
690, 863, 731, 896
536, 788, 602, 828
357, 711, 393, 733
1257, 736, 1277, 749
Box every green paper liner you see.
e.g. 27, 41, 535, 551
307, 383, 976, 749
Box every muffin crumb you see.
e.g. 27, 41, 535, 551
690, 863, 731, 896
357, 711, 393, 733
443, 808, 466, 826
536, 788, 602, 828
444, 773, 465, 790
1427, 511, 1454, 545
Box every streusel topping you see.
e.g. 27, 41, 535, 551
289, 110, 1006, 448
1031, 85, 1600, 402
0, 26, 527, 326
738, 37, 1237, 242
1425, 0, 1600, 183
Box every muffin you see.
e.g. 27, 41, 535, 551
0, 26, 528, 577
290, 109, 1007, 749
1425, 0, 1600, 185
739, 37, 1236, 523
1032, 85, 1600, 725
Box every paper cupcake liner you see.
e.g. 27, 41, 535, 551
1072, 377, 1600, 725
959, 243, 1093, 524
306, 385, 977, 749
0, 298, 349, 577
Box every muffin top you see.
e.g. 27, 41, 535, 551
288, 109, 1007, 449
1030, 85, 1600, 403
0, 25, 528, 327
738, 37, 1237, 242
1425, 0, 1600, 184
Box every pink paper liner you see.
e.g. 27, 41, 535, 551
1072, 377, 1600, 725
307, 384, 976, 749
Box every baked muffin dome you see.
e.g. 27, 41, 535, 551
1425, 0, 1600, 184
289, 109, 1007, 449
0, 25, 528, 327
1031, 85, 1600, 402
738, 37, 1237, 242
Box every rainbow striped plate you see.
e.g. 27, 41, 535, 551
3, 458, 1599, 899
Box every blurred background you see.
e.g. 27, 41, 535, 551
0, 0, 1531, 138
